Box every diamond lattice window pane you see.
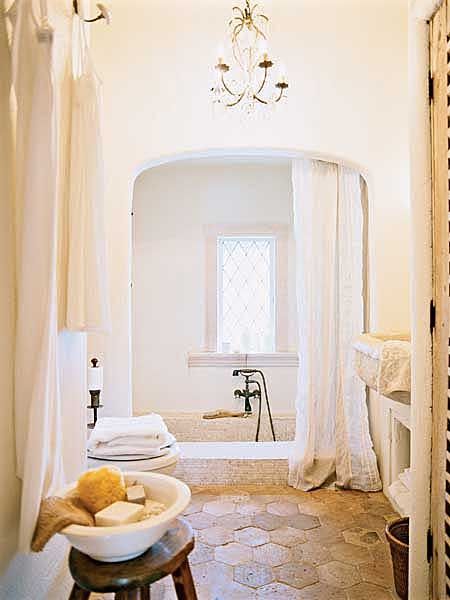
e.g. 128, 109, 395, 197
217, 236, 275, 352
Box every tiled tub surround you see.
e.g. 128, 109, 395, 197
160, 412, 296, 442
173, 442, 292, 485
136, 485, 398, 599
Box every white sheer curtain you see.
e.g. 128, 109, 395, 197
288, 158, 381, 492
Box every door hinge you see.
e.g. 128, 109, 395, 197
429, 73, 434, 101
427, 528, 433, 562
430, 299, 436, 335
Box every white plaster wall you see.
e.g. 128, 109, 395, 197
132, 159, 298, 414
90, 0, 411, 419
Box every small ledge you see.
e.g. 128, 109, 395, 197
187, 352, 299, 368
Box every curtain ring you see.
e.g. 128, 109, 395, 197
73, 1, 111, 24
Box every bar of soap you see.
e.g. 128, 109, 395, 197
94, 501, 144, 527
126, 484, 146, 505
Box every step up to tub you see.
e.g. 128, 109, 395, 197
173, 441, 292, 485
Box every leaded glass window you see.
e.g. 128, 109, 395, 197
217, 236, 276, 352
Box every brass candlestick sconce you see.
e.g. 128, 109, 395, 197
87, 357, 103, 429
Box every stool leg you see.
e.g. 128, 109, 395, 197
139, 586, 151, 600
115, 591, 140, 600
172, 559, 198, 600
69, 583, 91, 600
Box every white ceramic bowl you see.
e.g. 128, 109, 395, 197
56, 471, 191, 562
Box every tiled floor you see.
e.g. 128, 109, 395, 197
151, 485, 399, 599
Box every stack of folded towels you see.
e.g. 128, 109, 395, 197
87, 413, 176, 461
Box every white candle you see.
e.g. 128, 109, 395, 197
87, 366, 103, 391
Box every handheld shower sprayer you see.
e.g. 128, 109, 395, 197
232, 369, 276, 442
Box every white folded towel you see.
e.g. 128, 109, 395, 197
87, 413, 175, 453
88, 445, 172, 459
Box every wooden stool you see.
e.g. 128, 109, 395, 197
68, 518, 198, 600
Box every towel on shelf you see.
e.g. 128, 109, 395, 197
87, 413, 176, 458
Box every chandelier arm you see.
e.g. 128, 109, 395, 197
253, 94, 268, 105
251, 22, 266, 39
255, 66, 268, 95
232, 22, 244, 43
221, 73, 241, 97
274, 88, 285, 103
226, 92, 246, 107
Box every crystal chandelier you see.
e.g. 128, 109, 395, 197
211, 0, 288, 115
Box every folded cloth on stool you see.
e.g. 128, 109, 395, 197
32, 495, 94, 552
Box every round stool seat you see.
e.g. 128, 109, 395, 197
68, 518, 197, 600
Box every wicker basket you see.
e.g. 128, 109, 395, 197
385, 517, 409, 600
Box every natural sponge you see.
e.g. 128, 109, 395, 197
77, 467, 126, 514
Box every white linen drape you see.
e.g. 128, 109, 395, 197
288, 159, 381, 492
9, 0, 65, 552
66, 15, 110, 333
7, 0, 110, 552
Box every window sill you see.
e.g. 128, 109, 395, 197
187, 352, 299, 368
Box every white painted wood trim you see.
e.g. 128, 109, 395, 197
204, 223, 291, 353
409, 8, 434, 599
188, 352, 299, 368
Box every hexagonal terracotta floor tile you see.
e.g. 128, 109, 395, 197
253, 543, 291, 567
317, 560, 361, 589
252, 512, 286, 531
329, 541, 372, 565
296, 500, 328, 517
215, 542, 251, 566
274, 562, 319, 589
237, 501, 265, 516
147, 579, 178, 600
352, 512, 386, 532
343, 527, 382, 548
359, 560, 394, 589
286, 513, 321, 530
185, 512, 216, 530
235, 526, 270, 547
198, 526, 234, 546
234, 562, 274, 588
203, 500, 236, 516
346, 582, 395, 600
297, 582, 348, 599
256, 581, 303, 599
270, 526, 307, 547
190, 560, 233, 589
292, 541, 331, 566
195, 580, 252, 600
215, 513, 253, 531
267, 501, 300, 516
305, 524, 344, 545
189, 541, 215, 565
183, 500, 204, 516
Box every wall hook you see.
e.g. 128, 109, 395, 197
73, 1, 111, 24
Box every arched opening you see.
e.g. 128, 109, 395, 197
130, 151, 373, 477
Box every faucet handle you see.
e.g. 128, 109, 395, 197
234, 389, 243, 398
